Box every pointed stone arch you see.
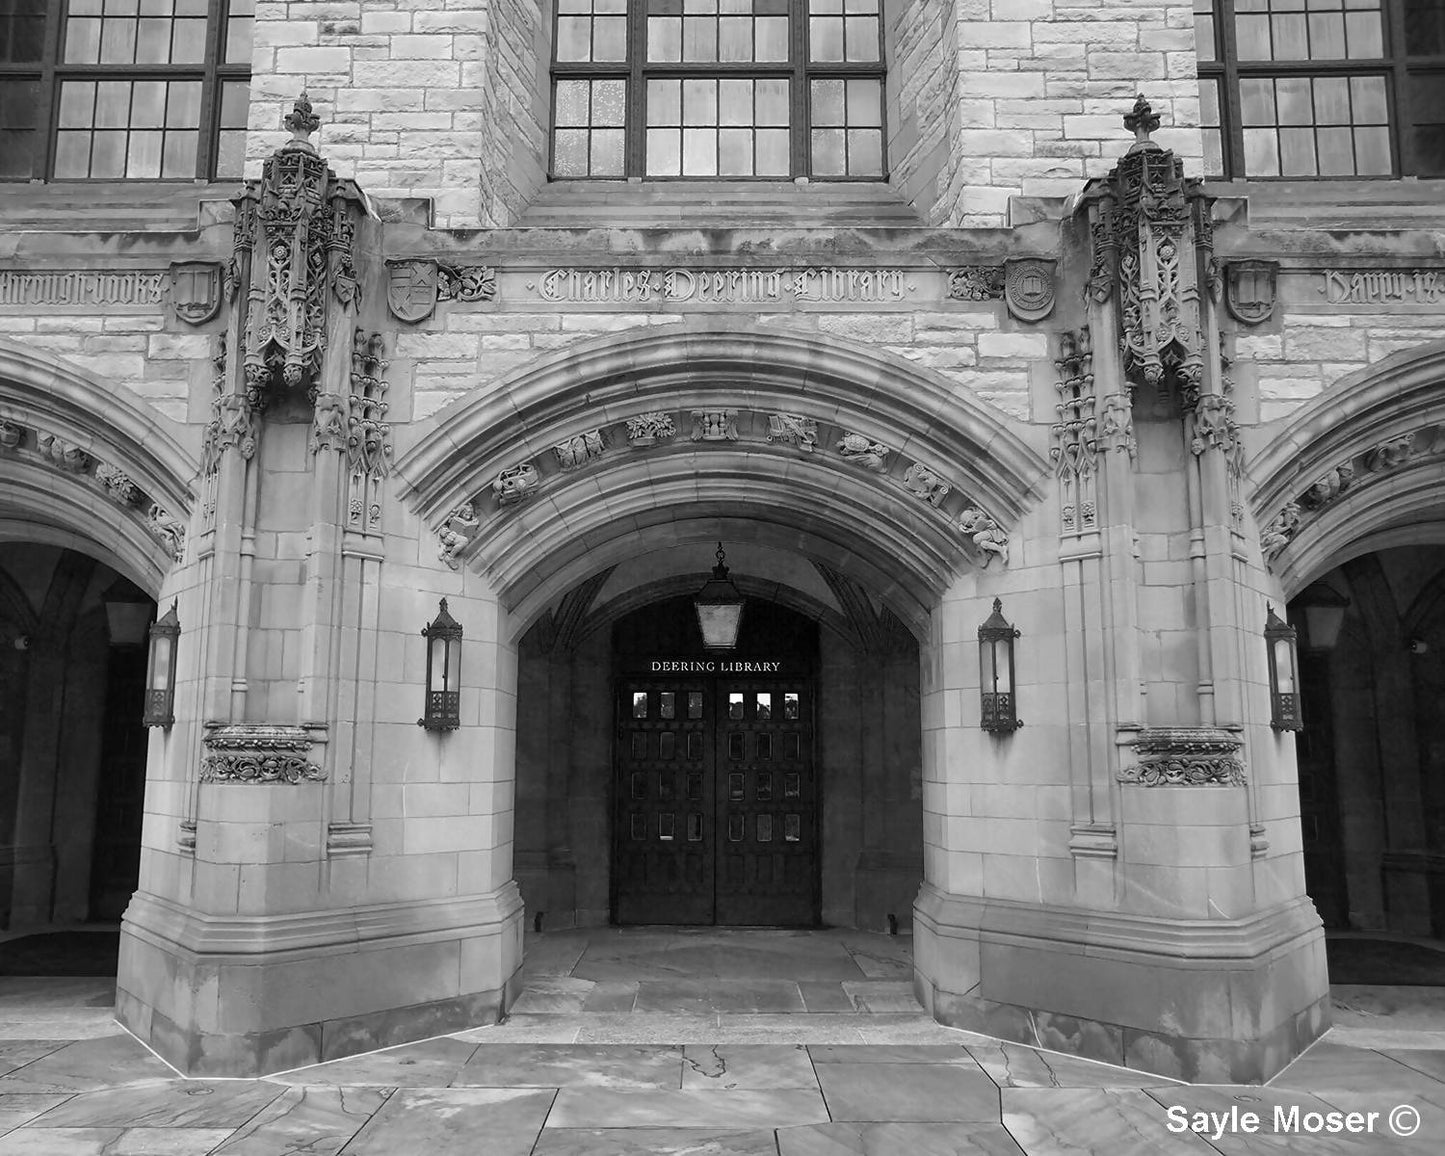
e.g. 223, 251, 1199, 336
0, 337, 197, 595
1249, 339, 1445, 597
394, 322, 1050, 636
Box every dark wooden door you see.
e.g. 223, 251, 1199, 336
613, 675, 818, 926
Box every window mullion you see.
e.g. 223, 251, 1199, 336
35, 0, 68, 180
629, 0, 646, 177
792, 0, 808, 178
1217, 0, 1248, 179
194, 0, 225, 180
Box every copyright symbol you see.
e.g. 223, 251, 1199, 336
1389, 1104, 1420, 1137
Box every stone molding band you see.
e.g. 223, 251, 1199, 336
122, 883, 523, 958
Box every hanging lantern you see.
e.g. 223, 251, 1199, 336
1265, 603, 1302, 731
142, 601, 180, 728
1297, 585, 1350, 652
419, 598, 463, 731
979, 597, 1021, 733
101, 579, 153, 648
693, 542, 745, 652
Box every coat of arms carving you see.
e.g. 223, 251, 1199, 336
386, 259, 440, 323
169, 261, 223, 325
1004, 258, 1056, 323
1225, 260, 1278, 326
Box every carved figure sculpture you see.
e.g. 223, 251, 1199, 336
554, 430, 605, 470
958, 507, 1009, 567
39, 434, 90, 472
767, 413, 818, 451
437, 502, 479, 570
836, 433, 889, 472
493, 462, 540, 507
1260, 502, 1301, 561
1302, 462, 1354, 508
902, 462, 951, 507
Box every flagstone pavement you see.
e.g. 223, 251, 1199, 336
1, 927, 1444, 1154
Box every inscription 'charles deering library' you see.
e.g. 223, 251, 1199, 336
532, 266, 914, 304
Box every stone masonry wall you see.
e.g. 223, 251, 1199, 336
942, 0, 1206, 226
248, 0, 545, 228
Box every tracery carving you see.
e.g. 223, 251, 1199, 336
902, 462, 950, 508
691, 410, 739, 442
437, 502, 479, 569
1088, 96, 1208, 395
836, 433, 888, 472
554, 429, 606, 470
1098, 392, 1136, 458
310, 391, 348, 454
346, 329, 391, 531
238, 93, 361, 413
493, 462, 540, 507
958, 506, 1009, 567
767, 413, 817, 451
626, 412, 676, 446
1119, 728, 1246, 786
1050, 327, 1098, 535
946, 266, 1005, 301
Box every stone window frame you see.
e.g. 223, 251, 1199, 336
547, 0, 889, 181
1196, 0, 1445, 179
0, 0, 251, 183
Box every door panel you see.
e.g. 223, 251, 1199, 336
614, 676, 817, 925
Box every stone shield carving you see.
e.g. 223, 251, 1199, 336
386, 259, 439, 323
169, 261, 223, 325
1226, 260, 1278, 325
1004, 258, 1056, 322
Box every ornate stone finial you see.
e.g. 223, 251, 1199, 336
284, 91, 320, 149
1123, 94, 1160, 152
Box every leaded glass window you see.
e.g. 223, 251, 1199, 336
1198, 0, 1445, 177
0, 0, 250, 181
550, 0, 886, 179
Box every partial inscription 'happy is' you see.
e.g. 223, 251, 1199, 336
1320, 269, 1444, 306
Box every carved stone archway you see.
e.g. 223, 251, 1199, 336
393, 320, 1051, 637
1249, 339, 1445, 596
0, 337, 196, 593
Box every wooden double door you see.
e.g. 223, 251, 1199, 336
613, 676, 818, 926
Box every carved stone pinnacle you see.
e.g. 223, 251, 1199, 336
285, 91, 320, 148
1124, 94, 1160, 152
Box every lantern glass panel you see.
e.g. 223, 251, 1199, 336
1273, 637, 1295, 693
446, 635, 461, 690
979, 638, 995, 691
993, 639, 1012, 692
149, 631, 171, 689
430, 635, 448, 689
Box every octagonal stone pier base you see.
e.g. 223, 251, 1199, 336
913, 883, 1330, 1084
116, 883, 524, 1076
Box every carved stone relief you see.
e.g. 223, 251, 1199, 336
0, 420, 20, 450
626, 412, 676, 447
148, 504, 186, 563
437, 502, 479, 570
201, 723, 326, 784
902, 462, 951, 507
493, 462, 540, 507
94, 463, 138, 505
1118, 727, 1246, 786
1004, 258, 1057, 323
767, 413, 817, 451
554, 429, 605, 470
347, 329, 391, 532
168, 261, 223, 325
691, 410, 739, 442
1050, 327, 1098, 535
836, 433, 888, 472
1261, 502, 1302, 561
946, 266, 1004, 301
438, 264, 497, 303
38, 434, 90, 472
1225, 260, 1278, 325
958, 506, 1009, 567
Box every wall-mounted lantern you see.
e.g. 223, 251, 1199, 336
693, 542, 745, 652
1265, 603, 1302, 731
419, 598, 462, 731
979, 597, 1021, 733
142, 601, 180, 728
1296, 585, 1350, 652
101, 578, 153, 648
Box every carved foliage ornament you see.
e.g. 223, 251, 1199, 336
626, 412, 676, 446
946, 266, 1004, 301
1118, 728, 1246, 786
201, 724, 326, 784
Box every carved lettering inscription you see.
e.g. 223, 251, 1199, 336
0, 270, 166, 307
1320, 269, 1445, 306
532, 267, 913, 304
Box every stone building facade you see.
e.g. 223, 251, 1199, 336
1, 0, 1442, 1085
